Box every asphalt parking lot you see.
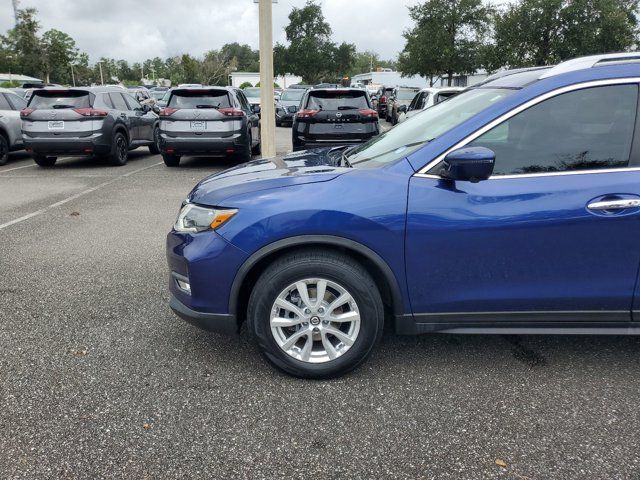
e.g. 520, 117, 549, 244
2, 124, 640, 479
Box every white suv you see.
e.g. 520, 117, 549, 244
0, 87, 27, 165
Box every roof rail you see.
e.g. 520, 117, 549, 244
539, 52, 640, 79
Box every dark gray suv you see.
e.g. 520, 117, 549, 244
158, 87, 260, 167
21, 87, 160, 167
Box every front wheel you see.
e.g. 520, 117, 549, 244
148, 127, 160, 154
248, 249, 384, 378
251, 132, 261, 156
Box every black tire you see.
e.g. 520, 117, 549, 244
110, 131, 129, 166
392, 112, 398, 126
33, 153, 57, 167
236, 133, 252, 163
0, 134, 8, 166
276, 119, 282, 127
162, 153, 181, 167
251, 134, 261, 156
248, 249, 384, 379
148, 126, 160, 154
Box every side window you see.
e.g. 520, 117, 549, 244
408, 92, 421, 111
101, 93, 114, 109
0, 94, 11, 110
6, 93, 27, 110
236, 91, 250, 112
110, 93, 129, 110
416, 92, 429, 110
123, 93, 142, 110
470, 84, 638, 175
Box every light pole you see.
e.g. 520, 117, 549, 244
70, 63, 76, 87
98, 61, 104, 85
257, 0, 276, 158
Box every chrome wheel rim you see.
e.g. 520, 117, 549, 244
270, 278, 361, 363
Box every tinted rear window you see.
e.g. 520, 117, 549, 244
243, 88, 260, 98
306, 90, 369, 110
168, 90, 232, 109
30, 91, 91, 109
281, 89, 305, 101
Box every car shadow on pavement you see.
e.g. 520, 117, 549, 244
177, 318, 640, 381
174, 156, 240, 169
35, 149, 155, 170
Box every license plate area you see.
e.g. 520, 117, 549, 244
48, 121, 64, 130
190, 120, 206, 131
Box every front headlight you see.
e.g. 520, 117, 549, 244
174, 204, 237, 233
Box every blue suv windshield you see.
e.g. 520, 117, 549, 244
347, 88, 515, 168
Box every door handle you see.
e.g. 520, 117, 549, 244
120, 113, 127, 118
587, 199, 640, 211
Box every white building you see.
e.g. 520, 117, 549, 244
351, 71, 428, 89
229, 72, 303, 88
351, 70, 489, 89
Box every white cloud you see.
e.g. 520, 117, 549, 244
0, 0, 420, 62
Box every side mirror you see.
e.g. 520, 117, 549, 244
152, 105, 160, 114
253, 105, 261, 114
141, 103, 151, 113
398, 105, 407, 114
440, 146, 495, 183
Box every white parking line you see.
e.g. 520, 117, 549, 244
0, 163, 37, 174
0, 161, 163, 231
0, 157, 75, 175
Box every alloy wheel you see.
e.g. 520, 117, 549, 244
270, 278, 361, 363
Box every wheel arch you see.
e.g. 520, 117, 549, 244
229, 235, 405, 324
112, 122, 129, 143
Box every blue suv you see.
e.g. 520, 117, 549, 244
167, 53, 640, 378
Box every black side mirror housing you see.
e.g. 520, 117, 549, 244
398, 105, 408, 114
440, 146, 495, 183
152, 105, 160, 114
253, 105, 261, 115
141, 103, 151, 113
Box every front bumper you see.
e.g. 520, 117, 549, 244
23, 132, 110, 156
159, 132, 246, 155
167, 229, 249, 334
170, 295, 237, 334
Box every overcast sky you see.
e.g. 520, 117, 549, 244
0, 0, 421, 63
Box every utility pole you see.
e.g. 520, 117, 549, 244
98, 61, 104, 85
12, 0, 20, 25
70, 63, 75, 87
258, 0, 276, 158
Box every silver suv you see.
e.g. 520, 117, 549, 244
21, 87, 160, 167
0, 87, 27, 165
158, 87, 261, 167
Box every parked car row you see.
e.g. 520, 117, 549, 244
0, 85, 262, 168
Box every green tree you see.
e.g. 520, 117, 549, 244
1, 8, 43, 79
220, 42, 259, 71
239, 81, 253, 88
41, 29, 78, 83
274, 1, 338, 84
349, 51, 397, 76
398, 0, 493, 86
332, 42, 357, 77
491, 0, 639, 69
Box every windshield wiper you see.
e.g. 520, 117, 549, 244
53, 104, 76, 109
338, 106, 359, 110
196, 104, 219, 109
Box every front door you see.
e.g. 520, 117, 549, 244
406, 82, 640, 325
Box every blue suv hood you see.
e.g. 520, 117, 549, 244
188, 148, 349, 206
